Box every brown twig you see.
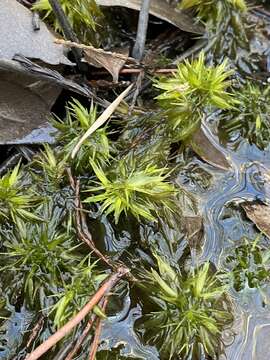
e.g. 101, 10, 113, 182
55, 39, 137, 63
66, 168, 113, 268
129, 70, 144, 113
26, 316, 44, 350
88, 297, 108, 360
65, 316, 96, 360
26, 268, 128, 360
66, 168, 137, 283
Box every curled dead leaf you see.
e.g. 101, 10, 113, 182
190, 126, 231, 170
242, 202, 270, 239
55, 39, 136, 82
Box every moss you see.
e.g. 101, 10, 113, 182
32, 0, 102, 43
136, 255, 233, 359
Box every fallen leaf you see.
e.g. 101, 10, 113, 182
0, 72, 59, 145
0, 56, 102, 103
0, 55, 105, 145
56, 39, 134, 82
0, 0, 71, 65
190, 126, 231, 170
84, 47, 129, 82
242, 202, 270, 238
96, 0, 204, 34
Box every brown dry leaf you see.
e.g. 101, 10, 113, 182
0, 72, 59, 145
190, 126, 231, 170
242, 202, 270, 238
84, 47, 129, 82
96, 0, 204, 34
55, 39, 134, 82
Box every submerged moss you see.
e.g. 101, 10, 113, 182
225, 236, 270, 292
220, 82, 270, 149
136, 255, 233, 359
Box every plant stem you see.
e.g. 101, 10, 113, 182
26, 268, 128, 360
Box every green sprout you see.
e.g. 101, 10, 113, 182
137, 255, 233, 359
220, 82, 270, 149
0, 163, 41, 222
53, 99, 111, 173
32, 0, 102, 42
32, 144, 67, 187
154, 52, 234, 140
84, 158, 177, 224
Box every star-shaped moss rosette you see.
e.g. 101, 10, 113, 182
84, 158, 178, 224
154, 52, 235, 140
0, 163, 41, 222
137, 255, 233, 359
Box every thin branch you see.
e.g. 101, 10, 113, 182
26, 316, 44, 350
88, 297, 108, 360
65, 316, 96, 360
26, 268, 128, 360
55, 39, 137, 63
66, 168, 113, 268
48, 0, 83, 69
132, 0, 151, 60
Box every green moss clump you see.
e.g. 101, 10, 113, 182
154, 52, 235, 141
53, 100, 111, 174
225, 236, 270, 292
32, 0, 102, 42
137, 255, 233, 359
84, 157, 178, 224
0, 163, 41, 222
220, 82, 270, 149
180, 0, 247, 22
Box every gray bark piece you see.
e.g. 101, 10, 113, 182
0, 0, 71, 65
